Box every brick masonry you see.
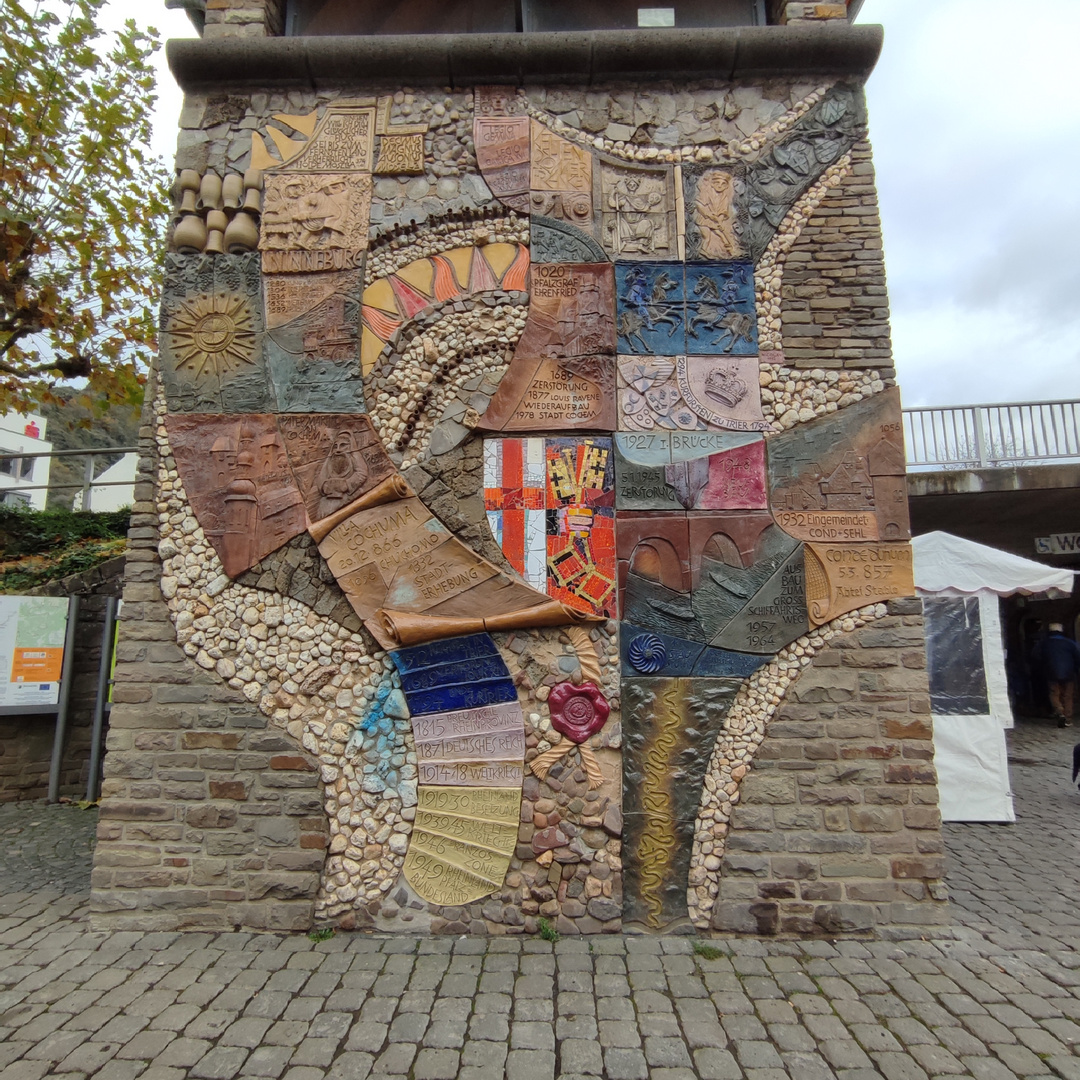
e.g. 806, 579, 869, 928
203, 0, 283, 39
782, 141, 893, 371
711, 597, 948, 935
91, 379, 328, 932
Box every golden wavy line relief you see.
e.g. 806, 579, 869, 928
636, 682, 682, 928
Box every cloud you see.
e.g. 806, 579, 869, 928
861, 0, 1080, 405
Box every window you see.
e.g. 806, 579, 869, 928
2, 490, 30, 507
0, 451, 19, 479
285, 0, 764, 35
288, 0, 518, 35
524, 0, 762, 31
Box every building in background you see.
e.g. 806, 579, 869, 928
0, 413, 51, 510
71, 453, 138, 512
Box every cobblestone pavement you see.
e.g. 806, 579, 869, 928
944, 719, 1080, 954
0, 802, 96, 893
3, 722, 1080, 1080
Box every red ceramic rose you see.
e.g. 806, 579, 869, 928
549, 681, 610, 743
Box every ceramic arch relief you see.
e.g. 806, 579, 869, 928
150, 75, 916, 931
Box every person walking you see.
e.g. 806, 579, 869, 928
1037, 622, 1080, 727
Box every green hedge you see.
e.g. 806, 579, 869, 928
0, 505, 131, 560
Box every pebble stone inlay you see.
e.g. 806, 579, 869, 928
154, 393, 413, 918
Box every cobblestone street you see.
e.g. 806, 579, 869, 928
3, 721, 1080, 1080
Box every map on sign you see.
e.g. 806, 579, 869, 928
0, 596, 69, 707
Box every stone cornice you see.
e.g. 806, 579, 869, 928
167, 23, 883, 91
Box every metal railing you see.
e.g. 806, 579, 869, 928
903, 400, 1080, 470
0, 446, 138, 509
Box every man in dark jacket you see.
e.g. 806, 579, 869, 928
1037, 623, 1080, 727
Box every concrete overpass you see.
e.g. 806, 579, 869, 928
904, 399, 1080, 572
903, 400, 1080, 714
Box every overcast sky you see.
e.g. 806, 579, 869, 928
107, 1, 1080, 409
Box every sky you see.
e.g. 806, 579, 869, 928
103, 0, 1080, 409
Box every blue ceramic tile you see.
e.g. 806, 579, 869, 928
616, 262, 686, 355
390, 633, 502, 675
620, 622, 768, 679
684, 261, 758, 355
398, 653, 511, 694
621, 622, 703, 676
404, 677, 519, 718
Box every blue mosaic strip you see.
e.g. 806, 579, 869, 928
390, 632, 518, 717
389, 632, 500, 675
403, 678, 519, 718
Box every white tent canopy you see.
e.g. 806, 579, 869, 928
912, 531, 1075, 823
912, 531, 1074, 598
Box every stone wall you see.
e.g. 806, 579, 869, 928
710, 597, 948, 936
91, 388, 328, 932
91, 23, 941, 936
204, 0, 283, 40
0, 559, 124, 803
781, 140, 892, 370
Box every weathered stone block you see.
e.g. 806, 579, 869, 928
247, 873, 320, 901
209, 780, 248, 800
768, 855, 816, 881
891, 857, 945, 880
182, 732, 242, 749
812, 903, 874, 933
848, 806, 902, 832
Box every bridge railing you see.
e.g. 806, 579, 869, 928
903, 400, 1080, 469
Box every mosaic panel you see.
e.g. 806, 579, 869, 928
768, 388, 910, 543
615, 432, 767, 512
484, 436, 616, 617
152, 77, 915, 936
165, 413, 306, 577
599, 163, 677, 260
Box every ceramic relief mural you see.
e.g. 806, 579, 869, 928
155, 75, 910, 935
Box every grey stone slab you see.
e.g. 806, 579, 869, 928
117, 1030, 178, 1060
514, 998, 554, 1022
511, 1021, 555, 1051
372, 1044, 416, 1075
505, 1049, 556, 1080
241, 1046, 296, 1078
560, 1040, 603, 1076
556, 1016, 599, 1041
190, 1046, 251, 1080
644, 1037, 693, 1068
324, 1053, 373, 1080
290, 1039, 339, 1068
639, 1013, 681, 1038
461, 1042, 507, 1069
602, 1048, 648, 1080
468, 1014, 508, 1042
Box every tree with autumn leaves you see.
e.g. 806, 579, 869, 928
0, 0, 169, 415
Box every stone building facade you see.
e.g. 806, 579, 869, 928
91, 1, 947, 936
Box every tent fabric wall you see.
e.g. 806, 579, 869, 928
913, 531, 1074, 824
933, 714, 1015, 823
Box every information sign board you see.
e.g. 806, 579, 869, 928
0, 596, 70, 707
